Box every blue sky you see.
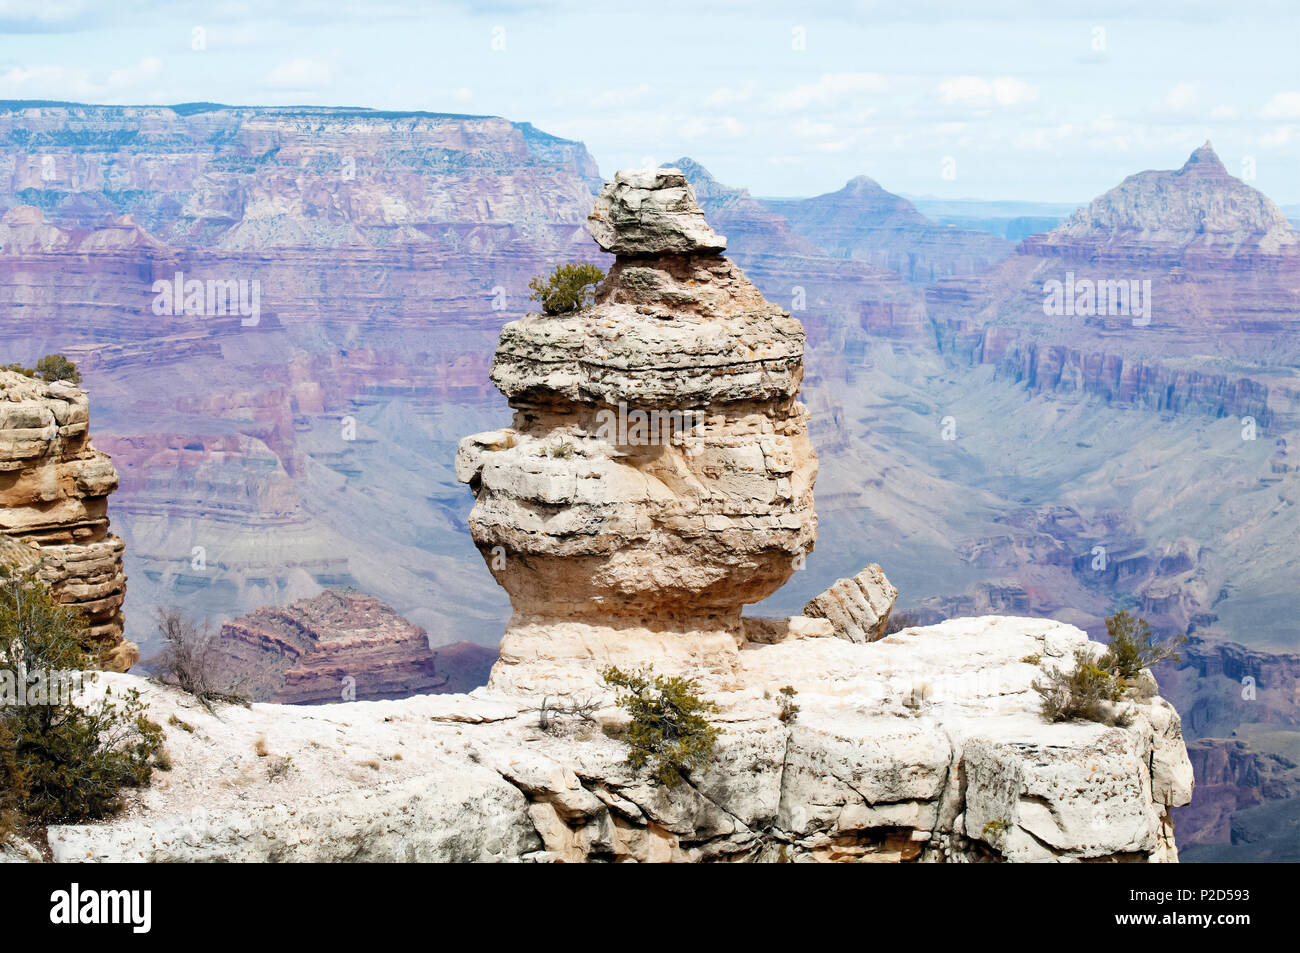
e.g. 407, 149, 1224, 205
2, 0, 1299, 203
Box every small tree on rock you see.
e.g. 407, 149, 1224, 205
602, 665, 720, 786
528, 263, 605, 315
34, 354, 81, 385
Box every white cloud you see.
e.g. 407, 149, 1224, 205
1262, 91, 1300, 119
0, 57, 162, 100
107, 57, 162, 88
1210, 105, 1239, 120
768, 73, 890, 112
267, 58, 332, 89
792, 118, 835, 139
939, 76, 1038, 108
591, 83, 652, 108
1163, 82, 1200, 112
680, 116, 744, 138
705, 82, 754, 107
1260, 126, 1294, 148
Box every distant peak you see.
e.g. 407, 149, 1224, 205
844, 174, 885, 192
666, 156, 714, 182
1180, 140, 1226, 175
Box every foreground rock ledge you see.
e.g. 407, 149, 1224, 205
36, 616, 1193, 863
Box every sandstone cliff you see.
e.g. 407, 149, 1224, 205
211, 589, 493, 703
457, 169, 817, 690
0, 370, 134, 670
4, 166, 1197, 866
928, 142, 1300, 424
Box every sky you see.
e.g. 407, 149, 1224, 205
2, 0, 1299, 204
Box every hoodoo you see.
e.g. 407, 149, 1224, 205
457, 168, 818, 690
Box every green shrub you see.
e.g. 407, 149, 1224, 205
1102, 610, 1185, 679
602, 666, 721, 787
1033, 612, 1183, 727
0, 569, 165, 823
1, 354, 82, 384
981, 818, 1008, 838
0, 719, 22, 840
1034, 647, 1130, 727
33, 354, 81, 385
528, 263, 605, 315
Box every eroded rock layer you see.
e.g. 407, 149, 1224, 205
38, 616, 1192, 863
215, 589, 491, 703
0, 370, 134, 670
457, 169, 817, 687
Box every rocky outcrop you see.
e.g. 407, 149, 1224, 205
803, 563, 899, 643
928, 143, 1300, 425
457, 168, 817, 691
0, 370, 133, 670
39, 616, 1192, 863
1175, 738, 1300, 846
212, 589, 491, 703
1047, 142, 1297, 253
762, 174, 1014, 285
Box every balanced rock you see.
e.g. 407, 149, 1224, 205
0, 370, 134, 670
804, 563, 899, 643
586, 168, 727, 256
458, 169, 816, 689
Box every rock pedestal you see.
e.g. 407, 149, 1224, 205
0, 370, 134, 670
457, 169, 817, 689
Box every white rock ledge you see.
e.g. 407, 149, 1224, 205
40, 615, 1192, 863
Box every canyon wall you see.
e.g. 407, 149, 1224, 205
0, 370, 134, 669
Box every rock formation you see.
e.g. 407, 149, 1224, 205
457, 168, 818, 690
804, 563, 899, 642
928, 142, 1300, 423
761, 173, 1014, 284
35, 616, 1192, 863
212, 589, 493, 703
0, 370, 134, 670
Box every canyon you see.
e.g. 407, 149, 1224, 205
14, 173, 1192, 863
0, 103, 1295, 859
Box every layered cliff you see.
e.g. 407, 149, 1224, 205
0, 370, 134, 670
763, 174, 1014, 284
212, 589, 493, 703
928, 142, 1300, 424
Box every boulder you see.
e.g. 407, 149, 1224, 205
803, 563, 899, 643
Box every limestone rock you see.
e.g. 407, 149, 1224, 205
459, 169, 816, 691
0, 370, 134, 670
803, 563, 898, 643
587, 168, 727, 256
41, 616, 1192, 863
